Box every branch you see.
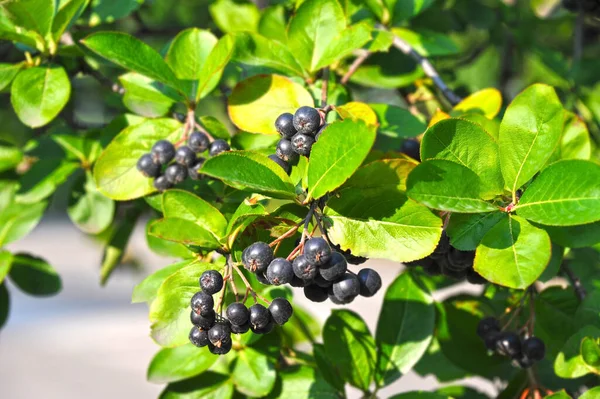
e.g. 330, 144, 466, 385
341, 50, 370, 85
562, 262, 586, 301
321, 67, 330, 107
389, 31, 462, 106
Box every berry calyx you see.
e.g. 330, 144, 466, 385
199, 269, 223, 295
275, 112, 297, 139
209, 139, 230, 156
293, 106, 321, 135
304, 237, 332, 266
165, 163, 188, 184
332, 273, 360, 302
293, 254, 317, 281
249, 303, 271, 329
243, 242, 273, 273
175, 145, 197, 167
291, 133, 315, 156
151, 140, 176, 165
191, 291, 214, 316
357, 268, 382, 297
266, 258, 294, 285
137, 154, 160, 177
209, 339, 232, 355
208, 322, 232, 347
189, 327, 210, 347
268, 297, 293, 325
188, 131, 210, 153
251, 318, 274, 334
226, 302, 250, 326
522, 337, 545, 361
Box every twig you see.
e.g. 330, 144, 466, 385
313, 211, 329, 242
215, 273, 229, 316
321, 67, 330, 107
341, 50, 370, 84
562, 262, 587, 300
269, 221, 303, 248
232, 262, 271, 305
194, 122, 215, 142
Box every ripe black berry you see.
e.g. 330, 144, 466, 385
251, 318, 274, 334
191, 291, 214, 316
441, 262, 468, 280
314, 273, 333, 288
290, 275, 309, 287
431, 231, 450, 260
422, 260, 442, 276
329, 291, 353, 305
209, 139, 230, 156
249, 303, 271, 329
151, 140, 176, 165
266, 258, 294, 285
304, 284, 328, 303
188, 159, 205, 180
319, 251, 347, 281
293, 254, 317, 281
466, 268, 487, 285
226, 302, 250, 326
400, 139, 421, 162
153, 175, 172, 191
231, 321, 250, 334
137, 154, 160, 177
269, 298, 293, 325
209, 339, 232, 355
291, 133, 315, 156
357, 268, 382, 297
190, 309, 215, 330
447, 248, 475, 270
304, 237, 331, 266
293, 106, 321, 135
243, 242, 273, 273
165, 163, 188, 184
188, 131, 210, 153
208, 322, 231, 347
275, 112, 297, 139
268, 154, 290, 174
199, 270, 223, 295
255, 271, 271, 286
189, 327, 210, 347
276, 139, 299, 163
484, 331, 501, 351
175, 145, 197, 167
477, 317, 500, 339
522, 337, 545, 361
496, 332, 522, 358
332, 273, 360, 302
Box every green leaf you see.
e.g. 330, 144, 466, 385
499, 84, 563, 195
543, 222, 600, 248
162, 189, 227, 240
535, 287, 578, 358
391, 28, 458, 56
150, 262, 224, 347
0, 10, 43, 50
0, 283, 9, 328
1, 0, 55, 36
67, 172, 114, 234
389, 393, 448, 399
132, 260, 194, 304
375, 272, 434, 387
452, 88, 502, 119
228, 74, 314, 135
258, 6, 287, 44
370, 103, 426, 143
52, 134, 102, 164
314, 22, 372, 70
516, 160, 600, 226
16, 159, 79, 204
52, 0, 89, 39
421, 119, 504, 198
160, 372, 234, 399
100, 206, 140, 285
446, 212, 506, 251
149, 218, 222, 249
580, 388, 600, 399
474, 214, 551, 289
89, 0, 142, 26
232, 347, 277, 397
0, 201, 46, 246
230, 32, 306, 78
545, 391, 572, 399
265, 366, 339, 399
148, 344, 218, 384
560, 112, 591, 160
119, 72, 178, 118
81, 32, 182, 92
93, 118, 182, 200
200, 151, 296, 200
581, 337, 600, 373
335, 101, 378, 126
323, 309, 377, 391
386, 0, 435, 24
0, 145, 23, 173
209, 0, 259, 33
198, 116, 230, 140
555, 326, 600, 378
307, 120, 376, 200
366, 29, 394, 52
0, 250, 13, 284
225, 200, 267, 237
11, 65, 71, 128
9, 253, 61, 296
287, 0, 345, 72
0, 62, 23, 91
349, 48, 422, 89
406, 159, 498, 213
196, 34, 234, 101
341, 158, 417, 192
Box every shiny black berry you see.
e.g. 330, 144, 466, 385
447, 248, 475, 270
137, 154, 160, 177
208, 322, 231, 347
191, 291, 214, 316
357, 268, 382, 297
304, 237, 331, 266
231, 321, 250, 334
243, 242, 273, 273
275, 112, 297, 139
266, 258, 294, 285
268, 154, 290, 174
319, 251, 347, 281
400, 139, 421, 162
304, 284, 328, 302
151, 140, 176, 165
276, 139, 299, 163
189, 327, 210, 347
293, 106, 321, 135
293, 254, 318, 281
174, 145, 196, 167
290, 275, 310, 287
522, 337, 545, 361
291, 133, 315, 156
251, 318, 274, 334
199, 270, 223, 295
496, 332, 522, 358
209, 139, 230, 156
477, 317, 500, 339
188, 159, 205, 180
209, 339, 232, 355
484, 330, 501, 351
249, 304, 271, 329
332, 273, 360, 302
226, 302, 250, 326
153, 175, 172, 192
191, 309, 215, 330
188, 131, 210, 153
314, 273, 333, 288
268, 297, 293, 325
255, 271, 271, 286
165, 163, 188, 184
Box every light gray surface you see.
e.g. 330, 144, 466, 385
0, 219, 495, 398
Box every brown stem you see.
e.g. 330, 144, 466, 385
341, 50, 370, 84
562, 262, 586, 300
232, 262, 271, 305
321, 67, 330, 108
194, 122, 215, 142
215, 271, 229, 316
269, 221, 302, 248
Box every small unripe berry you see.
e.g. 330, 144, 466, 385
151, 140, 176, 165
137, 154, 160, 177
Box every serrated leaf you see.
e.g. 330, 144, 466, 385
11, 65, 71, 128
452, 88, 502, 119
119, 72, 178, 118
391, 28, 459, 56
406, 159, 498, 213
0, 201, 46, 246
232, 347, 277, 397
555, 326, 600, 378
132, 260, 195, 304
162, 190, 227, 240
0, 250, 13, 284
335, 102, 378, 126
196, 34, 234, 101
0, 62, 23, 91
375, 272, 434, 387
1, 0, 55, 36
446, 211, 506, 251
200, 150, 296, 199
499, 84, 563, 195
149, 218, 222, 249
307, 119, 376, 200
9, 253, 61, 296
314, 22, 372, 70
421, 119, 504, 198
93, 118, 182, 200
342, 158, 417, 192
148, 344, 218, 384
323, 309, 376, 391
160, 372, 234, 399
516, 160, 600, 226
560, 112, 591, 160
474, 214, 551, 289
228, 74, 314, 135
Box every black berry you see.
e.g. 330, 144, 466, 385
208, 322, 231, 347
209, 339, 232, 355
293, 254, 318, 281
484, 330, 501, 351
522, 337, 545, 361
268, 297, 293, 325
431, 231, 450, 260
249, 303, 271, 329
477, 317, 500, 339
422, 260, 442, 276
357, 268, 382, 297
275, 112, 297, 139
151, 140, 176, 165
319, 252, 347, 281
304, 237, 331, 266
290, 275, 310, 287
332, 273, 360, 302
226, 302, 250, 326
496, 332, 522, 358
268, 154, 290, 174
304, 284, 328, 302
447, 248, 475, 270
199, 270, 223, 295
293, 106, 321, 135
255, 271, 271, 286
400, 139, 421, 162
209, 139, 230, 156
191, 309, 215, 330
189, 327, 210, 347
441, 262, 468, 280
266, 258, 294, 285
165, 163, 188, 184
137, 153, 160, 177
188, 159, 205, 180
153, 175, 172, 191
276, 139, 299, 163
188, 131, 210, 152
466, 268, 487, 285
191, 291, 214, 316
314, 273, 333, 288
231, 321, 250, 334
175, 145, 197, 167
243, 242, 273, 273
516, 355, 535, 369
251, 318, 274, 334
291, 133, 315, 156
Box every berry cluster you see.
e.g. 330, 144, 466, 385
189, 269, 293, 355
136, 132, 230, 191
269, 106, 327, 174
405, 232, 486, 284
242, 237, 382, 304
477, 317, 546, 368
